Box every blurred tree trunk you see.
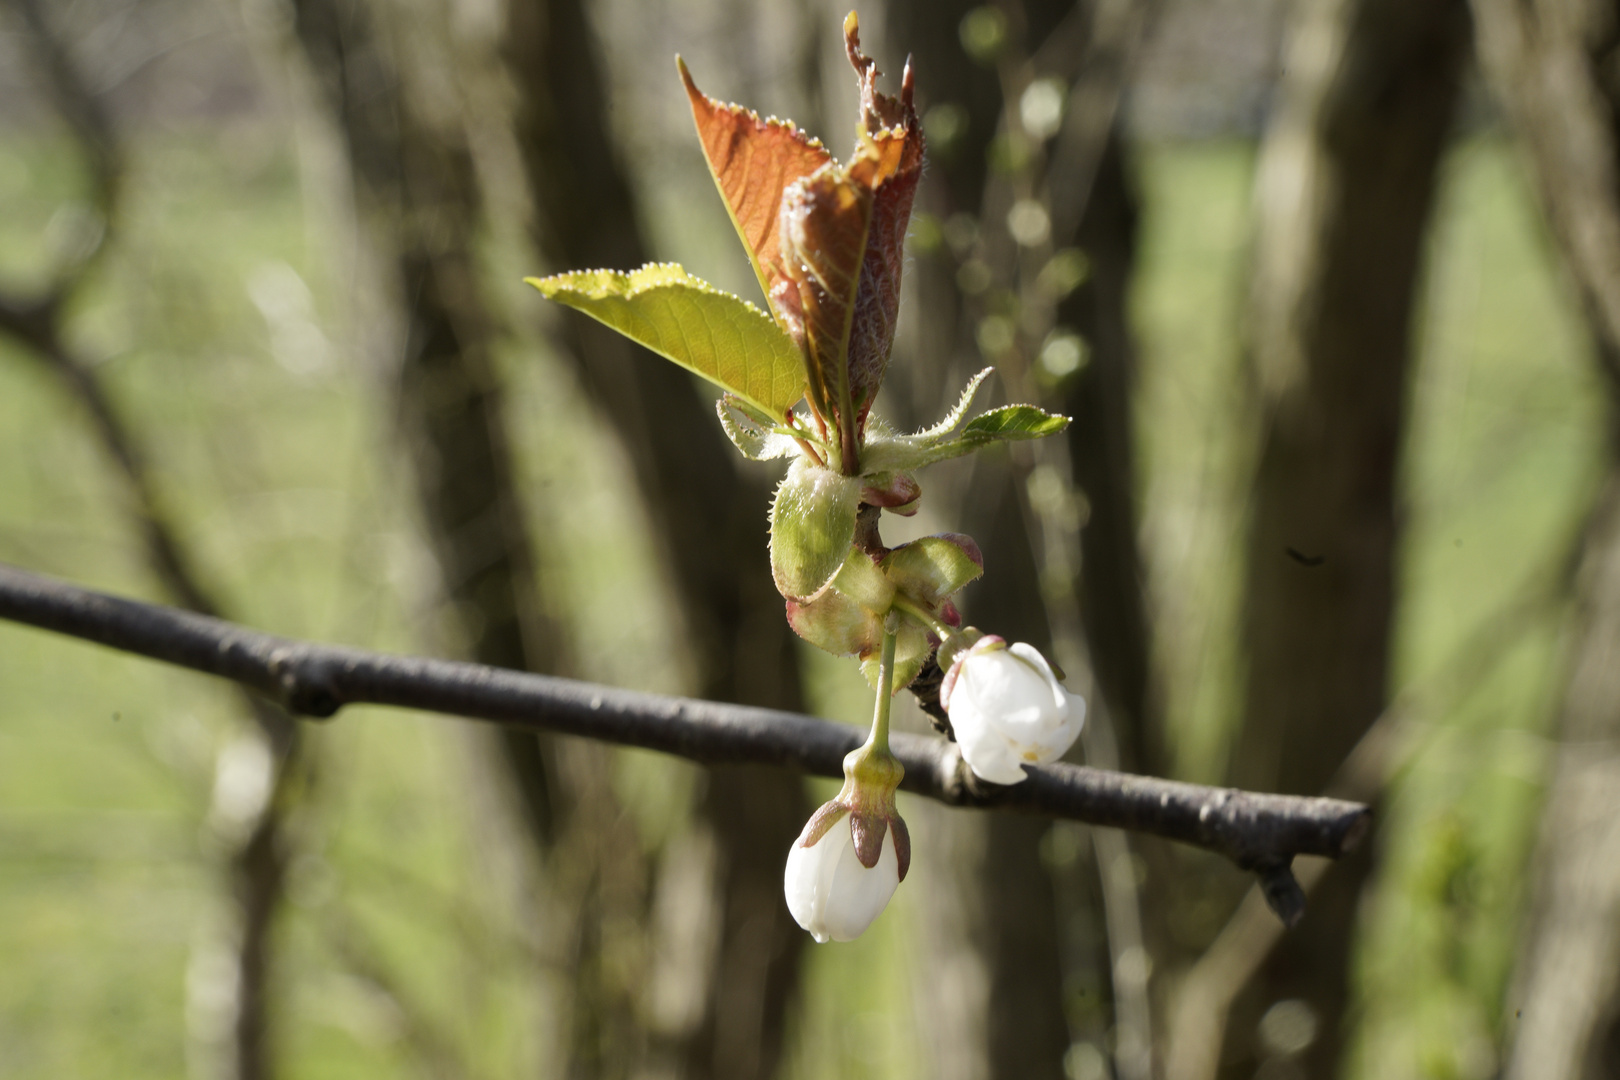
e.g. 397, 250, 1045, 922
504, 2, 810, 1078
1500, 460, 1620, 1080
1469, 2, 1620, 1075
282, 1, 663, 1075
881, 2, 1147, 1076
1058, 106, 1156, 781
1225, 0, 1469, 1074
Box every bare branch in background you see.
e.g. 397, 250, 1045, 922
0, 560, 1372, 906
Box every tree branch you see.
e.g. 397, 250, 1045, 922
0, 561, 1370, 916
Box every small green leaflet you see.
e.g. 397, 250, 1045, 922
913, 366, 994, 440
899, 404, 1068, 465
956, 405, 1070, 445
860, 383, 1070, 473
716, 394, 800, 461
526, 263, 807, 419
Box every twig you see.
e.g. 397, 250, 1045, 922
0, 560, 1371, 907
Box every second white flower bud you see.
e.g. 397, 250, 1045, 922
783, 742, 910, 943
940, 635, 1086, 785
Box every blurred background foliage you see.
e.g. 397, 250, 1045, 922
1, 0, 1618, 1078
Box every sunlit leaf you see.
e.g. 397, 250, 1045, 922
881, 534, 983, 605
678, 58, 832, 308
861, 401, 1071, 473
526, 263, 805, 418
958, 405, 1070, 443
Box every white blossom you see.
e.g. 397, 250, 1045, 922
783, 807, 904, 943
941, 638, 1085, 784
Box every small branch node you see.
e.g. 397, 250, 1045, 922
1256, 859, 1306, 929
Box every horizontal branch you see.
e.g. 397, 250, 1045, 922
0, 562, 1369, 919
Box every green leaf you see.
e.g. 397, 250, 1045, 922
957, 405, 1069, 444
526, 263, 806, 418
769, 458, 862, 600
862, 402, 1070, 473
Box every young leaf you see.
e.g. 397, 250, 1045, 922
880, 534, 984, 605
843, 13, 925, 419
526, 263, 805, 419
958, 405, 1071, 443
861, 402, 1071, 473
915, 367, 995, 440
678, 58, 833, 308
780, 166, 872, 472
716, 394, 800, 461
769, 458, 862, 600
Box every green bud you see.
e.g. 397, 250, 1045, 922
769, 458, 862, 600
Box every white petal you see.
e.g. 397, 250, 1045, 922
784, 819, 852, 943
1007, 641, 1056, 680
955, 699, 1031, 784
819, 828, 901, 942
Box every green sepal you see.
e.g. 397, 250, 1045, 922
786, 587, 882, 657
880, 535, 983, 605
784, 548, 897, 657
526, 263, 807, 419
769, 458, 862, 600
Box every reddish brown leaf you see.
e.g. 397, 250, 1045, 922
780, 166, 873, 472
679, 57, 833, 307
843, 13, 925, 422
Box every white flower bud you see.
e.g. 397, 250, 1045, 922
784, 802, 907, 943
941, 637, 1085, 784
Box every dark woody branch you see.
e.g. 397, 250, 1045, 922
0, 561, 1369, 923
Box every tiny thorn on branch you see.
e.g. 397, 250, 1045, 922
0, 561, 1372, 915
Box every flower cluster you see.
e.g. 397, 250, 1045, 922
528, 11, 1087, 944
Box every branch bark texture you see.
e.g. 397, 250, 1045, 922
0, 562, 1371, 894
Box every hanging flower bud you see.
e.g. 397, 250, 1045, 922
784, 739, 910, 942
939, 635, 1086, 785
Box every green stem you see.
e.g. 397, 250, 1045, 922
867, 617, 898, 754
891, 593, 953, 640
